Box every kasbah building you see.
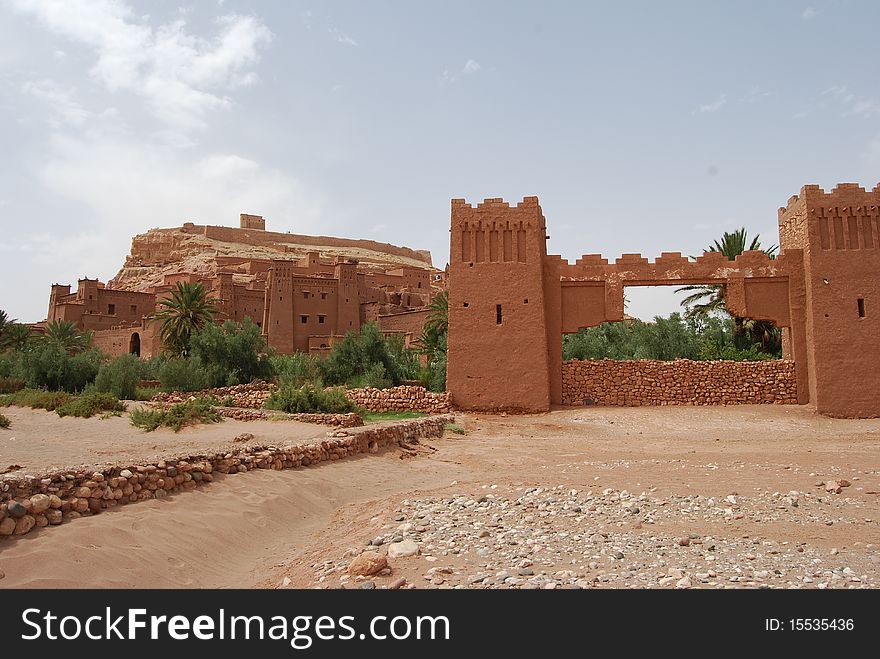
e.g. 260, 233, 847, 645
42, 182, 880, 420
43, 213, 445, 360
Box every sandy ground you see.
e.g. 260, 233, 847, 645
0, 404, 879, 589
0, 406, 328, 475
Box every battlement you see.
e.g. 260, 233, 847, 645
451, 196, 540, 210
779, 182, 880, 217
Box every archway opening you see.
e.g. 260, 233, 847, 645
129, 332, 141, 357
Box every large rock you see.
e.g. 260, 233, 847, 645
30, 494, 51, 514
14, 515, 36, 535
387, 539, 420, 558
0, 517, 15, 536
7, 501, 27, 518
347, 552, 389, 576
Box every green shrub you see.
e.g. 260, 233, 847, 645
17, 343, 103, 392
94, 353, 141, 400
444, 423, 466, 435
158, 358, 209, 392
270, 352, 324, 388
265, 384, 359, 414
0, 412, 9, 429
139, 356, 165, 380
129, 406, 165, 431
697, 342, 774, 362
0, 377, 26, 394
0, 388, 74, 411
321, 323, 420, 388
189, 319, 272, 388
130, 397, 221, 433
135, 387, 162, 401
56, 392, 126, 418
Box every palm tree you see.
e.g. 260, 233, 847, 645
2, 323, 34, 352
153, 282, 219, 356
415, 291, 449, 390
42, 319, 93, 354
417, 290, 448, 357
677, 228, 780, 351
0, 310, 13, 337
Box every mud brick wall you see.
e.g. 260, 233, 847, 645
561, 359, 798, 406
0, 415, 454, 540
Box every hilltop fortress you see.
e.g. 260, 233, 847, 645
45, 214, 445, 358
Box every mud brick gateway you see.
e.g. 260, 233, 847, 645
446, 184, 880, 418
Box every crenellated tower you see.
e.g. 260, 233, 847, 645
447, 197, 553, 410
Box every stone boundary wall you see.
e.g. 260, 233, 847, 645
0, 415, 454, 539
346, 386, 450, 414
154, 382, 450, 414
561, 359, 798, 406
218, 407, 363, 427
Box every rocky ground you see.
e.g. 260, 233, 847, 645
292, 407, 880, 590
307, 479, 877, 589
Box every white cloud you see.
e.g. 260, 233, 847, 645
21, 79, 90, 127
8, 0, 273, 132
17, 129, 323, 283
821, 85, 880, 117
462, 59, 480, 75
801, 7, 818, 20
440, 59, 482, 85
742, 86, 772, 103
695, 94, 726, 114
329, 27, 358, 47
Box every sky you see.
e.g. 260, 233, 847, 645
1, 0, 879, 322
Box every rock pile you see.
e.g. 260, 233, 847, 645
0, 415, 453, 540
152, 380, 275, 408
347, 386, 450, 414
562, 358, 798, 406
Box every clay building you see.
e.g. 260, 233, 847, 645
45, 213, 443, 359
446, 184, 880, 419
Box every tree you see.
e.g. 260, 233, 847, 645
2, 323, 34, 352
42, 319, 93, 354
0, 310, 13, 338
416, 291, 448, 391
152, 282, 219, 357
676, 228, 779, 348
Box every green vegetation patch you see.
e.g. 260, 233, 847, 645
265, 384, 360, 414
0, 412, 10, 429
130, 396, 222, 433
0, 388, 74, 411
55, 392, 126, 419
364, 411, 426, 422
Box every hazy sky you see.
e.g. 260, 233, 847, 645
2, 1, 878, 322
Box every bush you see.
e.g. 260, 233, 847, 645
322, 323, 420, 388
697, 342, 774, 361
158, 358, 209, 392
265, 383, 359, 414
94, 353, 141, 400
0, 377, 26, 394
189, 319, 272, 388
17, 343, 103, 392
269, 353, 323, 388
129, 407, 165, 432
0, 388, 74, 411
56, 392, 126, 418
131, 397, 222, 432
135, 386, 162, 401
0, 412, 9, 429
444, 423, 466, 435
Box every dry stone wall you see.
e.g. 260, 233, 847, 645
154, 382, 449, 415
561, 359, 797, 406
346, 386, 450, 414
0, 415, 454, 540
